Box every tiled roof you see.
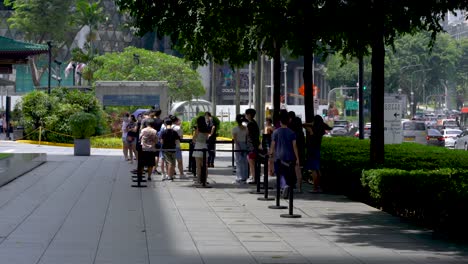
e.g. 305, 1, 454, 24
0, 36, 48, 55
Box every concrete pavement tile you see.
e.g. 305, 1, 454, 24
0, 241, 44, 264
236, 232, 282, 242
37, 248, 95, 264
148, 254, 204, 264
222, 218, 261, 225
342, 246, 414, 264
207, 201, 241, 207
216, 212, 252, 219
228, 224, 272, 233
197, 245, 256, 264
211, 206, 248, 213
242, 241, 294, 252
251, 251, 309, 264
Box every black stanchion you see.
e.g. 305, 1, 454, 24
250, 150, 263, 194
131, 149, 147, 188
258, 154, 274, 201
280, 161, 301, 218
195, 148, 212, 188
229, 139, 235, 168
268, 160, 287, 209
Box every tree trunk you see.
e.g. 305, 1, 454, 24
235, 68, 240, 115
370, 0, 385, 165
29, 57, 41, 88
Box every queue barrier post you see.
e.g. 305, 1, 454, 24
258, 153, 274, 201
268, 160, 287, 210
280, 161, 301, 218
250, 149, 263, 194
131, 148, 147, 188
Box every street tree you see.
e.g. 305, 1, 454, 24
90, 47, 205, 102
4, 0, 78, 86
330, 0, 468, 164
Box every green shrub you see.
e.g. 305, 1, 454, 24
19, 88, 108, 143
361, 168, 468, 236
69, 112, 97, 139
320, 137, 468, 197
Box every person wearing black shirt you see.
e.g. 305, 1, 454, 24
245, 108, 260, 184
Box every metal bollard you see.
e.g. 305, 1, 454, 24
280, 161, 301, 218
258, 154, 274, 201
268, 160, 287, 209
250, 150, 263, 194
131, 148, 147, 188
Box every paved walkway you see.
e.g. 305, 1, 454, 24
0, 140, 467, 264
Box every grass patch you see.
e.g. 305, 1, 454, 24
0, 153, 13, 160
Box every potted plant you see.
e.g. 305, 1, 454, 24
69, 112, 97, 156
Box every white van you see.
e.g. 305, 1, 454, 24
402, 120, 427, 145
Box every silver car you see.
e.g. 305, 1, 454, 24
402, 120, 427, 145
441, 128, 462, 148
454, 130, 468, 151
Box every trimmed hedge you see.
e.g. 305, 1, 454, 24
361, 168, 468, 236
320, 137, 468, 197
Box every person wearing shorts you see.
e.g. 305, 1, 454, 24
160, 118, 180, 181
139, 118, 158, 181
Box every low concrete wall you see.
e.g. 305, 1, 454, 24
0, 153, 47, 187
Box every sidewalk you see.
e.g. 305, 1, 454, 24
0, 142, 467, 264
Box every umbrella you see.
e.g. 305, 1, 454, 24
132, 109, 149, 118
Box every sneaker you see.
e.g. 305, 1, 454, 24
232, 179, 246, 184
246, 177, 255, 184
161, 174, 168, 181
282, 186, 290, 199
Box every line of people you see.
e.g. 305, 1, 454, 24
232, 108, 330, 197
121, 109, 218, 185
121, 109, 186, 182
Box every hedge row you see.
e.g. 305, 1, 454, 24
320, 137, 468, 198
361, 168, 468, 236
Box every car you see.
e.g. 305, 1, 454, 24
441, 128, 462, 148
426, 129, 445, 147
454, 130, 468, 151
402, 120, 427, 145
333, 120, 351, 132
330, 126, 349, 136
354, 122, 371, 138
442, 119, 460, 129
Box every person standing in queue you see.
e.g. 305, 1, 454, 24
139, 118, 158, 181
232, 114, 249, 184
269, 111, 300, 199
303, 115, 332, 193
205, 112, 217, 168
192, 116, 210, 184
245, 108, 260, 184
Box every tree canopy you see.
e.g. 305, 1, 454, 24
90, 47, 205, 102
